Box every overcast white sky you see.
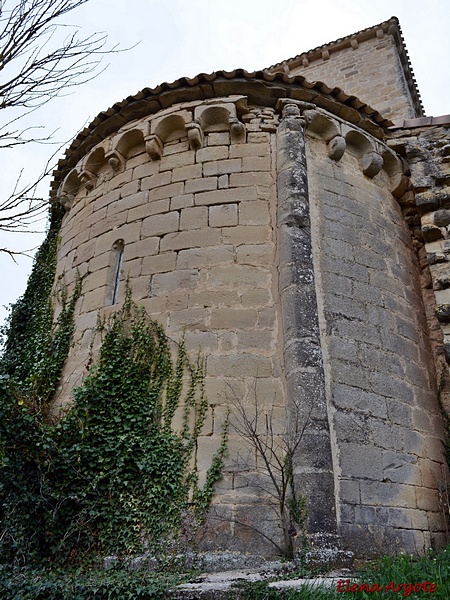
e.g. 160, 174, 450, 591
1, 0, 449, 327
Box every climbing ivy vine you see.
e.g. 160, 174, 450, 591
0, 216, 226, 568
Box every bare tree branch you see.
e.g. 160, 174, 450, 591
0, 138, 66, 241
0, 1, 109, 108
0, 0, 124, 253
222, 377, 311, 559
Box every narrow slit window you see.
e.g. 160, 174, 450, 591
108, 239, 125, 306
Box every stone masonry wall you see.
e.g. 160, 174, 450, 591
53, 98, 287, 554
51, 83, 449, 557
388, 124, 450, 391
285, 34, 416, 121
307, 131, 449, 555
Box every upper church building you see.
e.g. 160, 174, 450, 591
267, 17, 423, 121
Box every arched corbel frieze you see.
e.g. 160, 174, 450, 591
83, 145, 107, 177
229, 117, 245, 138
344, 128, 383, 178
382, 149, 409, 199
57, 168, 82, 210
185, 122, 204, 150
79, 170, 96, 191
344, 128, 372, 157
194, 103, 245, 143
105, 149, 125, 172
194, 104, 234, 132
145, 134, 164, 160
152, 112, 191, 142
80, 143, 118, 191
302, 108, 347, 162
327, 136, 346, 161
146, 111, 193, 159
303, 109, 340, 142
299, 103, 406, 188
113, 128, 146, 158
359, 151, 383, 178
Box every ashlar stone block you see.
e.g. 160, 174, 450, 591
151, 269, 198, 295
209, 203, 238, 227
170, 194, 194, 210
242, 156, 271, 172
207, 265, 271, 289
180, 206, 208, 230
195, 187, 257, 206
159, 150, 196, 171
160, 227, 221, 251
196, 146, 228, 163
177, 246, 234, 269
203, 158, 241, 177
210, 308, 258, 329
169, 308, 207, 330
207, 354, 272, 378
80, 286, 107, 313
185, 177, 218, 194
229, 143, 269, 158
141, 252, 177, 276
339, 443, 383, 480
240, 288, 271, 307
229, 172, 272, 188
172, 164, 203, 182
236, 329, 275, 351
127, 198, 170, 222
236, 244, 274, 266
148, 182, 184, 201
141, 171, 171, 191
222, 225, 272, 245
204, 377, 246, 406
239, 201, 270, 225
141, 211, 179, 237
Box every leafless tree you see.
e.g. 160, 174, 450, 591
0, 0, 116, 255
214, 379, 310, 559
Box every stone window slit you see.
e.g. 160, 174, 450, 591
107, 239, 125, 306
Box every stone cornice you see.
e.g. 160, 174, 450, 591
50, 72, 392, 200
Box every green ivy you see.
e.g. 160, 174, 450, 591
0, 208, 62, 385
0, 271, 226, 566
0, 286, 226, 564
51, 295, 227, 561
0, 564, 191, 599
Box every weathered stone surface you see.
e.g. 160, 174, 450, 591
160, 228, 221, 251
180, 206, 208, 230
277, 104, 338, 542
50, 53, 449, 560
209, 203, 238, 227
151, 269, 198, 295
141, 211, 179, 236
